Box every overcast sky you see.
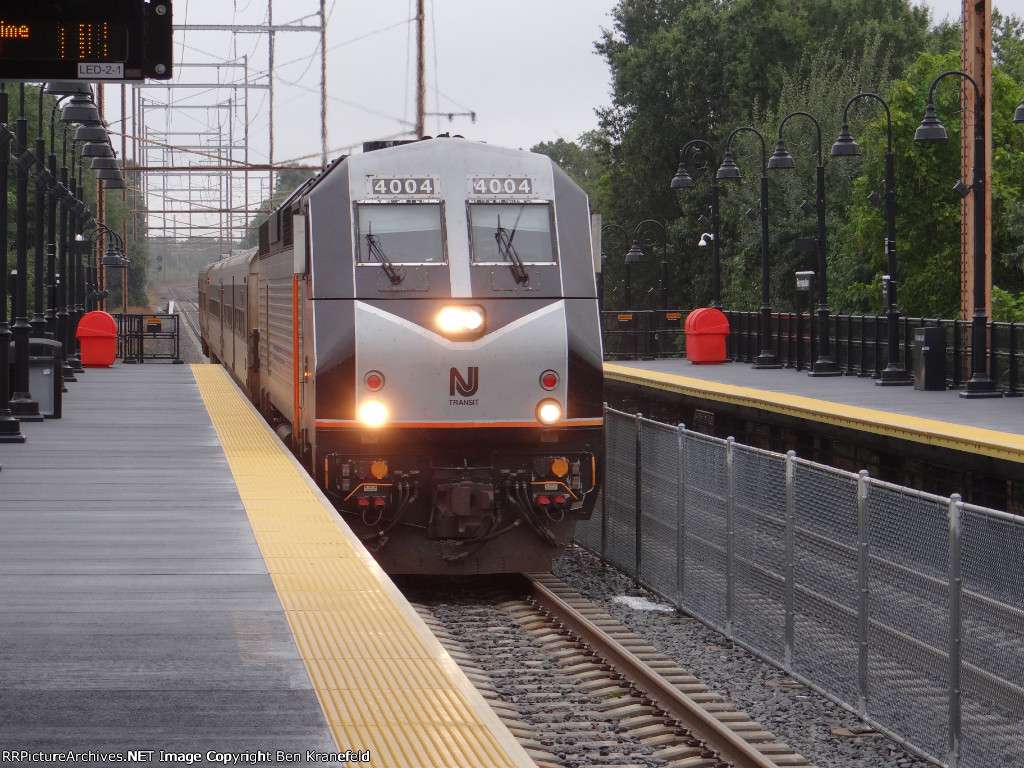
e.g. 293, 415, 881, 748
105, 0, 1010, 233
111, 0, 1005, 162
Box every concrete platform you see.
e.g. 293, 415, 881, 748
606, 359, 1024, 464
0, 364, 532, 767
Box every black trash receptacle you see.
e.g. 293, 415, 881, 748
913, 326, 946, 391
27, 338, 64, 418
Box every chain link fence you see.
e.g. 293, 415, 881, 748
576, 407, 1024, 768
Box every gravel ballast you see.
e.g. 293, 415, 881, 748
554, 545, 935, 768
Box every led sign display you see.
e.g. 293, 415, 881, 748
0, 1, 172, 81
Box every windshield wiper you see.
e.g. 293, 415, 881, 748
365, 233, 404, 285
495, 213, 529, 285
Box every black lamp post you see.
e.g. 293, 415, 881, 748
44, 97, 73, 343
600, 223, 626, 310
30, 94, 48, 338
671, 139, 722, 307
833, 93, 913, 386
9, 84, 42, 421
623, 239, 645, 308
915, 70, 1000, 398
717, 126, 781, 369
769, 112, 841, 376
0, 85, 25, 442
634, 219, 669, 309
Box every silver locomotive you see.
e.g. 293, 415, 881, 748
199, 137, 603, 573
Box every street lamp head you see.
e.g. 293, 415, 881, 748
1014, 102, 1024, 124
624, 240, 645, 264
60, 94, 101, 126
81, 142, 115, 159
74, 124, 109, 143
102, 240, 126, 268
698, 232, 714, 248
830, 124, 861, 158
45, 81, 92, 96
669, 160, 695, 190
715, 150, 742, 182
914, 102, 948, 143
95, 167, 121, 181
767, 139, 795, 170
103, 178, 127, 190
90, 157, 120, 170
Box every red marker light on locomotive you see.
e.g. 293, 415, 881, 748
364, 370, 385, 391
536, 495, 551, 506
540, 370, 559, 390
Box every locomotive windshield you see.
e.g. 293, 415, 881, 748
469, 203, 555, 264
355, 203, 445, 264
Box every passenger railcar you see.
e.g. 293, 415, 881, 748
199, 137, 603, 574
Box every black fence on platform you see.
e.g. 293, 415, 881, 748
114, 313, 184, 364
601, 309, 1024, 394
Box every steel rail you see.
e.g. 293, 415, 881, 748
525, 574, 781, 768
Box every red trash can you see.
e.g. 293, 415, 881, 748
76, 311, 118, 367
684, 307, 730, 364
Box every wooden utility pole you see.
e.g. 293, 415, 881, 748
416, 0, 425, 137
268, 0, 276, 192
96, 85, 105, 310
961, 0, 993, 321
320, 0, 328, 168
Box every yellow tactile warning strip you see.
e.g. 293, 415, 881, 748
605, 361, 1024, 464
190, 364, 535, 768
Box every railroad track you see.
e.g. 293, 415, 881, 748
162, 285, 204, 360
404, 573, 809, 768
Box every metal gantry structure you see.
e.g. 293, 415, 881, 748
134, 2, 328, 264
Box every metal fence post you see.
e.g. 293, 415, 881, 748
857, 470, 870, 717
784, 450, 796, 671
725, 436, 735, 639
676, 423, 687, 607
948, 494, 963, 768
634, 412, 643, 586
600, 403, 608, 564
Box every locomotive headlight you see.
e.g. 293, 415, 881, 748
436, 305, 485, 337
357, 399, 389, 428
536, 399, 562, 425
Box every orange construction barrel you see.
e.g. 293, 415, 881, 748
684, 307, 730, 364
76, 311, 118, 367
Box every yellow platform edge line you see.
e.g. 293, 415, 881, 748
189, 364, 535, 768
605, 361, 1024, 465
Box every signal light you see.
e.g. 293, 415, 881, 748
536, 399, 562, 425
436, 305, 485, 337
370, 460, 389, 480
357, 399, 389, 428
540, 370, 559, 390
536, 495, 551, 506
357, 497, 370, 507
364, 370, 385, 391
373, 497, 386, 507
553, 495, 567, 506
550, 457, 570, 478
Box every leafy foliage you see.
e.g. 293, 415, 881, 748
536, 0, 1024, 321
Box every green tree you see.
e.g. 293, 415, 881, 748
830, 49, 1024, 318
587, 0, 936, 309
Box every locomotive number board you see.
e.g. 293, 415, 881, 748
469, 177, 534, 196
368, 177, 438, 196
0, 0, 173, 81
